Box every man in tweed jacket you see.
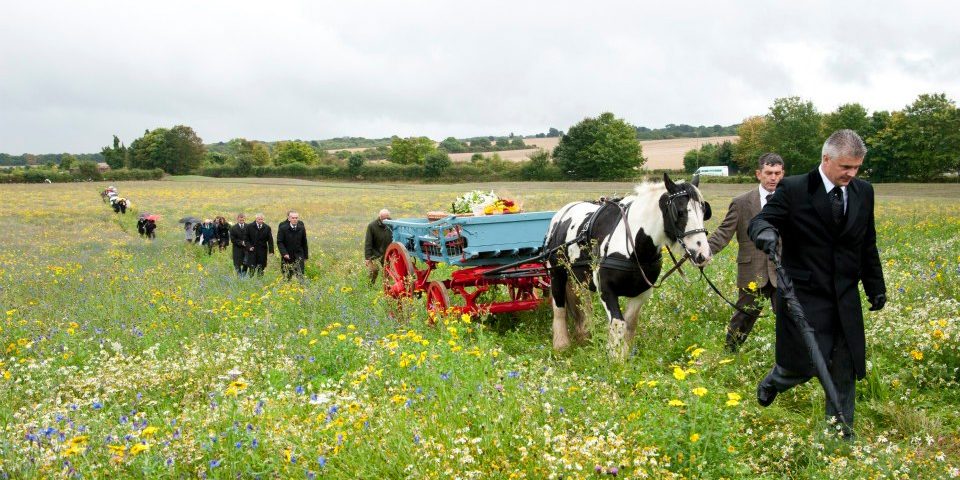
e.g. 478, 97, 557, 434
707, 153, 784, 351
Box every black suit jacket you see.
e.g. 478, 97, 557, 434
247, 223, 275, 254
749, 169, 885, 379
277, 221, 308, 259
229, 223, 250, 250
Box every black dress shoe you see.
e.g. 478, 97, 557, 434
757, 377, 778, 407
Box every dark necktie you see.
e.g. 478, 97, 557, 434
829, 186, 844, 225
765, 193, 773, 203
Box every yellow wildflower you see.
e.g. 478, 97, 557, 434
673, 366, 687, 381
725, 392, 742, 407
668, 399, 686, 407
690, 433, 700, 443
910, 350, 923, 361
747, 281, 758, 292
129, 443, 148, 455
141, 426, 158, 437
692, 387, 708, 397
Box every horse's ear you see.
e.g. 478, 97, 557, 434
691, 174, 700, 188
663, 172, 677, 192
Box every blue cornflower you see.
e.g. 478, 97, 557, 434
318, 456, 327, 468
440, 372, 450, 380
295, 385, 305, 395
508, 371, 519, 378
209, 459, 221, 469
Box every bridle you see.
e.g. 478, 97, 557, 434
615, 190, 711, 288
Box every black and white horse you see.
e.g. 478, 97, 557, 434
545, 173, 713, 359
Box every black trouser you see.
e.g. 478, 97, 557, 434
727, 281, 776, 351
249, 248, 268, 276
761, 329, 857, 434
232, 247, 248, 276
282, 255, 305, 280
205, 240, 214, 255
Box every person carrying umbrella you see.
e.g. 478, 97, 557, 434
179, 216, 200, 243
748, 129, 886, 438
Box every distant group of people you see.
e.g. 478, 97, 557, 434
184, 217, 231, 254
101, 186, 130, 214
225, 211, 308, 280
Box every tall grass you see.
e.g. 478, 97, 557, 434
0, 180, 958, 478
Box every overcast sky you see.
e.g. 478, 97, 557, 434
2, 1, 958, 154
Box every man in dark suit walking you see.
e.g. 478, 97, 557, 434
708, 153, 785, 352
277, 211, 308, 281
749, 129, 886, 436
229, 214, 251, 277
247, 213, 275, 277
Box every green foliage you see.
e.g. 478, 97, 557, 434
636, 123, 738, 140
76, 160, 102, 180
470, 137, 492, 149
820, 103, 871, 139
388, 136, 435, 165
553, 112, 644, 180
128, 126, 206, 174
520, 149, 561, 180
59, 153, 77, 171
762, 97, 823, 174
867, 93, 960, 181
251, 143, 272, 166
423, 150, 452, 177
274, 141, 320, 166
347, 153, 365, 175
495, 137, 510, 148
101, 135, 128, 170
205, 152, 231, 166
438, 137, 465, 153
470, 153, 484, 163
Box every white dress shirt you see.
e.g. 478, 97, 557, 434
818, 164, 847, 213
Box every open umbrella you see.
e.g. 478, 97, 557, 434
145, 215, 160, 221
771, 251, 847, 426
138, 212, 152, 219
178, 216, 201, 224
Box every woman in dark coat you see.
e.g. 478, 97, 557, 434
215, 217, 231, 251
199, 219, 217, 255
145, 219, 157, 239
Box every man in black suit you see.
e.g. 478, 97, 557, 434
749, 129, 886, 436
229, 214, 251, 277
247, 213, 275, 277
277, 211, 308, 281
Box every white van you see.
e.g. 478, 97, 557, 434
694, 166, 729, 177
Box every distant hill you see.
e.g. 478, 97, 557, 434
635, 123, 739, 140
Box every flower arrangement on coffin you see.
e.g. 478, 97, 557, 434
451, 190, 498, 215
483, 198, 520, 215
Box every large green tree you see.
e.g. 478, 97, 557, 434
128, 126, 205, 174
101, 135, 129, 170
251, 143, 272, 166
868, 93, 960, 181
733, 116, 768, 171
553, 112, 644, 180
388, 136, 435, 165
763, 97, 822, 174
438, 137, 464, 153
274, 141, 319, 166
820, 103, 871, 140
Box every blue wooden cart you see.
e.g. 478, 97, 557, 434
383, 211, 554, 316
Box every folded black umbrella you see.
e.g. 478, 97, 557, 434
771, 251, 847, 426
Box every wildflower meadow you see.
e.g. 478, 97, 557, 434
0, 178, 958, 479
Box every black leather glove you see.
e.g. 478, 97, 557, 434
869, 293, 886, 311
754, 228, 779, 259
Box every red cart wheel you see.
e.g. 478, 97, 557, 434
383, 242, 415, 298
425, 280, 450, 323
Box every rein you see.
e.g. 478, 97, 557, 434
610, 200, 690, 289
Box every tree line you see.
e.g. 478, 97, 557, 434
684, 93, 960, 181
